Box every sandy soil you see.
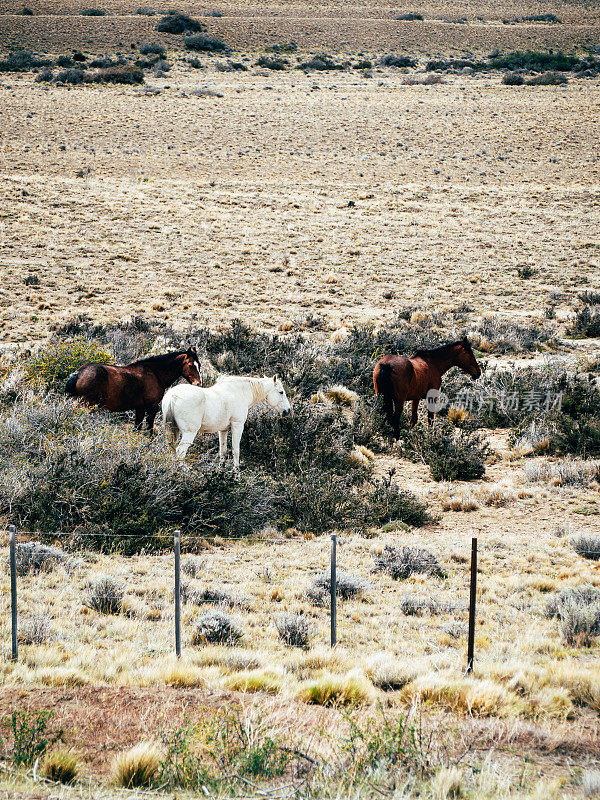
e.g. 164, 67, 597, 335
1, 63, 599, 344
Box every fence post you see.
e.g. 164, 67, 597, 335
174, 529, 181, 658
467, 537, 477, 673
9, 525, 17, 661
330, 533, 337, 647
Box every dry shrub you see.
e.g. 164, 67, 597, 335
546, 586, 600, 647
85, 575, 125, 614
13, 542, 67, 575
526, 71, 568, 85
19, 613, 52, 645
310, 571, 369, 601
88, 65, 144, 84
194, 586, 248, 608
571, 534, 600, 561
373, 545, 446, 580
156, 12, 203, 33
398, 593, 441, 616
111, 743, 161, 788
192, 610, 243, 645
276, 613, 311, 647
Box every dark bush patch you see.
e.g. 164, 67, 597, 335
298, 54, 346, 71
13, 542, 68, 575
184, 34, 230, 53
379, 54, 417, 68
568, 306, 600, 338
310, 571, 369, 601
276, 613, 310, 647
139, 42, 166, 56
256, 56, 288, 70
519, 14, 561, 23
35, 69, 54, 82
156, 12, 204, 33
216, 60, 247, 72
426, 58, 482, 71
265, 42, 297, 53
571, 535, 600, 561
526, 71, 568, 85
503, 71, 524, 85
0, 50, 52, 72
488, 50, 588, 72
55, 68, 85, 84
405, 421, 489, 481
18, 6, 34, 13
395, 12, 423, 20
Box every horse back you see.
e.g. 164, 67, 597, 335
72, 363, 150, 411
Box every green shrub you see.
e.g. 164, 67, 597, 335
256, 55, 288, 70
406, 421, 488, 481
89, 65, 144, 84
488, 50, 582, 72
25, 337, 110, 390
1, 710, 62, 767
0, 50, 52, 72
569, 306, 600, 338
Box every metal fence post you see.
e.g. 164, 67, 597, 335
174, 529, 181, 658
9, 525, 17, 661
467, 537, 477, 673
330, 533, 337, 647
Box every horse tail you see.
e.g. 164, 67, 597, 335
162, 391, 179, 448
374, 360, 395, 407
65, 371, 79, 397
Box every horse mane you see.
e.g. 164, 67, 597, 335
132, 350, 188, 366
217, 375, 269, 403
412, 339, 469, 359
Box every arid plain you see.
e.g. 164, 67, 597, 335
1, 1, 600, 797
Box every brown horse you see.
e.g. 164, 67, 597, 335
373, 337, 481, 438
65, 347, 202, 433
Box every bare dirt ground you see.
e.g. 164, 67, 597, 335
1, 65, 599, 344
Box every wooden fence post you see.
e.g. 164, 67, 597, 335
330, 533, 337, 647
467, 537, 477, 673
174, 529, 181, 658
9, 525, 17, 661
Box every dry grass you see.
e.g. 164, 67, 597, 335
110, 742, 160, 788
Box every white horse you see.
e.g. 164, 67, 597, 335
162, 375, 291, 468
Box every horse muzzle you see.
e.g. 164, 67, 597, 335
282, 408, 291, 417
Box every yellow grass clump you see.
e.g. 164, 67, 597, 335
111, 743, 161, 788
297, 672, 377, 707
224, 669, 283, 694
401, 674, 524, 717
42, 748, 81, 785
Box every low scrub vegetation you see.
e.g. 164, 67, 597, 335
42, 748, 80, 784
373, 545, 446, 580
156, 12, 204, 34
112, 742, 160, 788
276, 613, 311, 647
192, 610, 244, 645
405, 421, 489, 481
546, 586, 600, 646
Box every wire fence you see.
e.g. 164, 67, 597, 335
3, 525, 482, 673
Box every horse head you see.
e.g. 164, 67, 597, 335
182, 347, 202, 386
455, 337, 481, 379
265, 375, 292, 416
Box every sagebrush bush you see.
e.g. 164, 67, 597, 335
25, 337, 110, 390
0, 51, 52, 72
569, 306, 600, 338
19, 613, 52, 645
185, 34, 229, 52
406, 421, 489, 481
526, 71, 568, 85
156, 12, 204, 33
503, 71, 524, 85
192, 610, 243, 645
546, 586, 600, 646
276, 613, 310, 647
398, 593, 441, 615
13, 542, 67, 575
471, 315, 554, 353
194, 586, 248, 608
571, 535, 600, 561
309, 571, 369, 604
373, 545, 446, 580
85, 575, 125, 614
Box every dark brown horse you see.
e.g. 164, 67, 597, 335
373, 337, 481, 438
65, 347, 202, 433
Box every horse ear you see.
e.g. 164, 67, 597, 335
273, 376, 277, 384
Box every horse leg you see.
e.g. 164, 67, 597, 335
218, 429, 228, 462
392, 399, 404, 440
427, 409, 434, 426
231, 421, 244, 471
410, 399, 419, 428
134, 408, 144, 430
175, 431, 196, 462
144, 405, 158, 436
